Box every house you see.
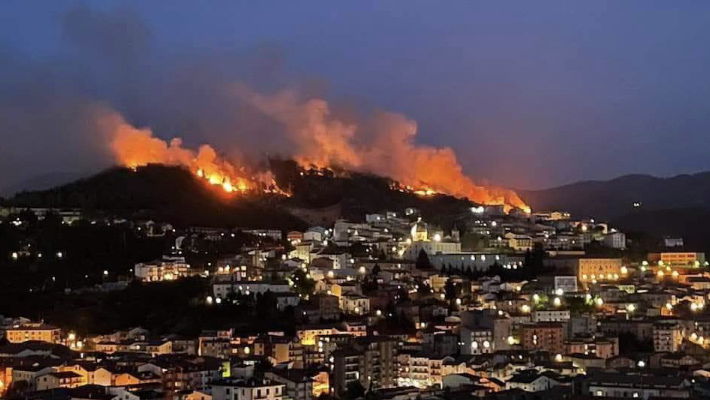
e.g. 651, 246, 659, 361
213, 281, 291, 299
265, 369, 313, 400
208, 378, 285, 400
504, 233, 533, 252
35, 371, 84, 391
134, 256, 191, 282
138, 355, 224, 396
274, 293, 301, 312
521, 323, 565, 355
565, 336, 618, 359
505, 370, 562, 392
5, 323, 62, 344
339, 294, 370, 316
653, 322, 684, 352
11, 364, 57, 391
582, 371, 691, 399
177, 390, 212, 400
254, 335, 304, 368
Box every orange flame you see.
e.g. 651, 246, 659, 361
100, 90, 529, 212
240, 89, 530, 212
101, 111, 287, 196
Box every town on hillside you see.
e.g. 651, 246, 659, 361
1, 205, 709, 400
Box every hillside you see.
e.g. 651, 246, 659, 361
522, 172, 710, 219
8, 164, 306, 230
7, 163, 476, 230
612, 207, 710, 253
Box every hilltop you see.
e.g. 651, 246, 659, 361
6, 162, 477, 230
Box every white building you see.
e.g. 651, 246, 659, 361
209, 379, 284, 400
532, 310, 570, 323
554, 276, 578, 293
339, 294, 370, 315
505, 233, 533, 252
404, 241, 461, 260
460, 327, 494, 355
402, 219, 461, 260
429, 253, 520, 272
603, 232, 627, 250
134, 256, 191, 282
506, 373, 559, 392
653, 322, 684, 352
664, 237, 684, 248
213, 282, 291, 299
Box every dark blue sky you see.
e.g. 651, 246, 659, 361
2, 1, 710, 190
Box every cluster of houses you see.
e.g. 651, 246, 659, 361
4, 205, 710, 400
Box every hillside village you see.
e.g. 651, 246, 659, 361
2, 204, 709, 400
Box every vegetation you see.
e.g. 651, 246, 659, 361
9, 163, 481, 235
10, 164, 307, 230
290, 268, 315, 297
0, 277, 299, 336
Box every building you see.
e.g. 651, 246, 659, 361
331, 347, 361, 394
572, 258, 623, 284
5, 323, 61, 344
135, 256, 191, 282
532, 309, 570, 323
404, 241, 461, 260
521, 323, 565, 355
565, 336, 618, 359
603, 232, 626, 250
265, 370, 313, 400
396, 353, 453, 389
554, 276, 578, 293
583, 371, 691, 399
403, 220, 461, 260
209, 379, 285, 400
213, 282, 291, 299
331, 337, 398, 395
506, 370, 562, 392
504, 233, 533, 252
35, 371, 84, 391
649, 252, 706, 268
653, 322, 684, 352
428, 253, 517, 272
255, 335, 304, 368
339, 294, 370, 316
664, 238, 684, 248
460, 327, 494, 355
459, 310, 512, 355
243, 229, 282, 241
313, 294, 341, 321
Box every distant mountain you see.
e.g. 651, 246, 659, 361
6, 162, 476, 230
612, 207, 710, 253
521, 172, 710, 219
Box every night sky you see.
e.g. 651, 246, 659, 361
2, 1, 710, 192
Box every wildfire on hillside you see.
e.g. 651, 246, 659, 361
390, 182, 437, 197
102, 105, 529, 212
106, 112, 289, 197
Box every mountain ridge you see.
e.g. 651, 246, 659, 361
521, 171, 710, 219
3, 163, 476, 231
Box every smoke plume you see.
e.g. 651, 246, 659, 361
1, 4, 528, 211
237, 87, 529, 210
